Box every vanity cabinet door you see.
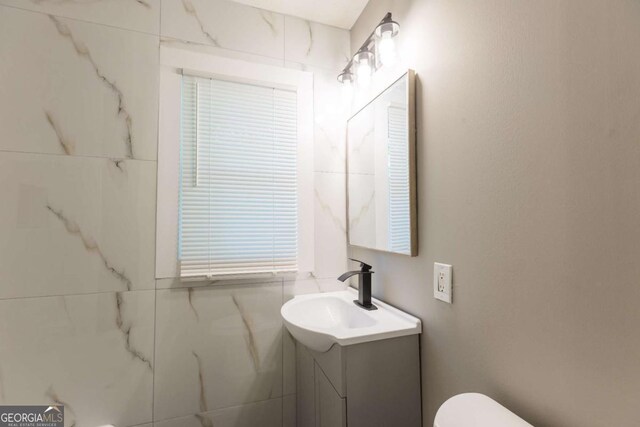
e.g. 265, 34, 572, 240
297, 343, 316, 427
297, 343, 347, 427
315, 364, 347, 427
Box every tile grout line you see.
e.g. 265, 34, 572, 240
0, 288, 155, 303
151, 0, 162, 424
0, 278, 301, 302
160, 36, 285, 65
282, 9, 286, 67
0, 148, 158, 163
0, 2, 160, 38
152, 395, 286, 425
0, 3, 349, 70
151, 281, 158, 425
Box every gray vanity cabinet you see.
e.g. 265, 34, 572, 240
315, 364, 347, 427
295, 335, 421, 427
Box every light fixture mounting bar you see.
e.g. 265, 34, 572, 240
337, 12, 399, 83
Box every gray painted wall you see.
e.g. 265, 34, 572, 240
349, 1, 640, 426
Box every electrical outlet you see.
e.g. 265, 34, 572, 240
434, 262, 452, 303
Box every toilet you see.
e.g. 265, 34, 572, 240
434, 393, 533, 426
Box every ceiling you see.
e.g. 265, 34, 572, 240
228, 0, 369, 29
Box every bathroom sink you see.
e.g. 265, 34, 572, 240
281, 287, 421, 352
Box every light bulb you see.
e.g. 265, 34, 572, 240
356, 59, 372, 86
341, 79, 353, 102
378, 32, 396, 67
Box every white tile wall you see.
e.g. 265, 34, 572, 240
0, 152, 156, 299
152, 398, 283, 427
284, 16, 350, 70
0, 290, 155, 427
284, 278, 348, 298
0, 0, 161, 34
161, 0, 285, 60
154, 283, 283, 421
286, 62, 350, 174
160, 37, 284, 67
313, 66, 350, 174
314, 172, 349, 279
0, 0, 350, 425
0, 7, 159, 160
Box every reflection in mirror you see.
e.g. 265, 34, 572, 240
347, 70, 417, 256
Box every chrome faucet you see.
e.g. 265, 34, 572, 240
338, 258, 377, 310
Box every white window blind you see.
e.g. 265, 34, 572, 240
179, 74, 298, 277
387, 105, 411, 254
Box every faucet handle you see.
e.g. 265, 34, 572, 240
349, 258, 372, 272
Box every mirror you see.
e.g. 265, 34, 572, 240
347, 70, 417, 256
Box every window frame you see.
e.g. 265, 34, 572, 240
156, 46, 314, 280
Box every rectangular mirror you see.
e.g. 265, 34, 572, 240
347, 70, 417, 256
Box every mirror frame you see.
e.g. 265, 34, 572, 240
346, 69, 418, 256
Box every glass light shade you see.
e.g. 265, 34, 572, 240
374, 19, 400, 38
357, 63, 372, 86
337, 70, 355, 84
341, 79, 353, 103
353, 50, 374, 86
377, 32, 396, 66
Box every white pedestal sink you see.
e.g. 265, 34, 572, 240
281, 287, 421, 352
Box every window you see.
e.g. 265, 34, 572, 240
155, 48, 313, 281
179, 76, 298, 277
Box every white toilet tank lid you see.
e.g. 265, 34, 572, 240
434, 393, 533, 427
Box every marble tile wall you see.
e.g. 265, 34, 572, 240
154, 283, 284, 421
0, 290, 155, 427
0, 0, 349, 426
0, 6, 159, 160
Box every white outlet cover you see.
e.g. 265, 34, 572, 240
434, 262, 452, 304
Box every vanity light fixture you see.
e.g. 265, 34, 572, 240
337, 69, 355, 85
338, 69, 355, 101
337, 12, 400, 85
375, 14, 400, 66
353, 48, 374, 86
